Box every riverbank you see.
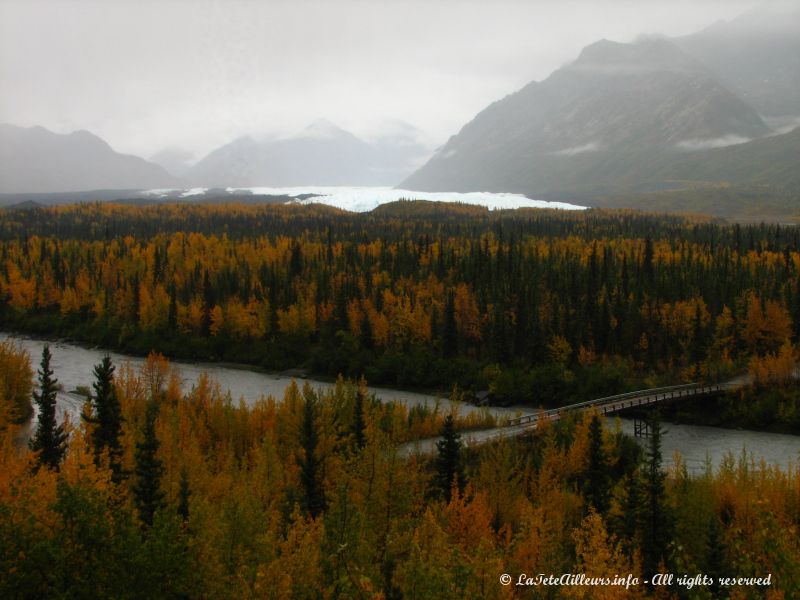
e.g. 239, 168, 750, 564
0, 318, 460, 399
0, 316, 674, 413
7, 330, 800, 475
5, 324, 799, 435
0, 331, 526, 422
648, 387, 800, 435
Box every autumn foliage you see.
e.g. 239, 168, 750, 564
0, 352, 798, 597
0, 202, 797, 411
0, 200, 799, 596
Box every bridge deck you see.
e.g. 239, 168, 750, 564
506, 381, 733, 428
401, 378, 745, 456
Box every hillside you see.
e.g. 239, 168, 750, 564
675, 6, 800, 121
0, 124, 177, 194
188, 120, 431, 187
401, 38, 770, 196
655, 127, 800, 188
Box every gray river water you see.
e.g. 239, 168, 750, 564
0, 332, 518, 422
5, 332, 800, 474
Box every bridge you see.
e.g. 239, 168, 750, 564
402, 377, 746, 455
505, 381, 736, 428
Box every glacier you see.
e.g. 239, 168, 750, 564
142, 185, 587, 212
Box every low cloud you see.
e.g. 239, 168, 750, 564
675, 135, 751, 151
764, 115, 800, 135
552, 142, 601, 156
434, 148, 458, 160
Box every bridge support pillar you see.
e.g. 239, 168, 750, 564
633, 417, 651, 438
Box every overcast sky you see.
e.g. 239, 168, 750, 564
0, 0, 766, 160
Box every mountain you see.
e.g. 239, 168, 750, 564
656, 125, 800, 188
401, 38, 771, 196
150, 147, 196, 178
364, 120, 434, 184
258, 120, 378, 186
188, 119, 432, 187
0, 124, 178, 194
186, 136, 261, 188
674, 6, 800, 123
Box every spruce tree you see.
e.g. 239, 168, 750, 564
298, 392, 325, 517
583, 414, 610, 514
619, 470, 642, 556
442, 292, 457, 357
177, 468, 191, 523
167, 285, 178, 331
201, 269, 214, 337
83, 356, 125, 482
643, 237, 655, 282
705, 516, 725, 597
359, 311, 374, 350
434, 415, 464, 502
133, 401, 164, 528
690, 304, 707, 365
641, 412, 672, 581
29, 345, 67, 472
351, 389, 366, 450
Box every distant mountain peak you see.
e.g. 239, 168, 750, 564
675, 6, 800, 118
0, 124, 177, 194
570, 37, 701, 75
188, 118, 433, 187
401, 29, 772, 195
230, 135, 258, 147
150, 147, 196, 178
294, 119, 350, 140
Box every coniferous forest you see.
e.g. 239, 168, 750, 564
1, 201, 798, 423
0, 200, 799, 598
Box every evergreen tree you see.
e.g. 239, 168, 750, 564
167, 285, 178, 331
351, 389, 366, 450
29, 345, 67, 472
491, 302, 508, 361
442, 292, 457, 357
84, 356, 125, 482
359, 311, 374, 350
583, 414, 610, 514
690, 303, 708, 365
643, 237, 655, 282
617, 470, 642, 557
434, 415, 464, 502
133, 401, 165, 528
641, 412, 672, 581
298, 392, 325, 518
201, 269, 214, 337
705, 516, 726, 597
177, 468, 191, 523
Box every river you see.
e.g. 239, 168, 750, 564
5, 332, 799, 473
0, 332, 520, 423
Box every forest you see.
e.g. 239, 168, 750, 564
0, 200, 798, 598
1, 343, 797, 599
0, 200, 798, 427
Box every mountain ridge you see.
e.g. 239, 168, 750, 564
187, 120, 432, 188
401, 37, 773, 196
0, 124, 178, 194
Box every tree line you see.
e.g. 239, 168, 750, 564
0, 200, 798, 421
1, 343, 797, 598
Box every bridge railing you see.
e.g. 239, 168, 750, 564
505, 381, 724, 427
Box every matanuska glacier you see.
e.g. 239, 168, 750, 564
141, 186, 587, 212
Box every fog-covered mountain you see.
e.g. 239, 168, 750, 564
149, 147, 196, 178
188, 120, 432, 187
0, 124, 178, 194
402, 37, 773, 195
674, 6, 800, 123
655, 125, 800, 189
